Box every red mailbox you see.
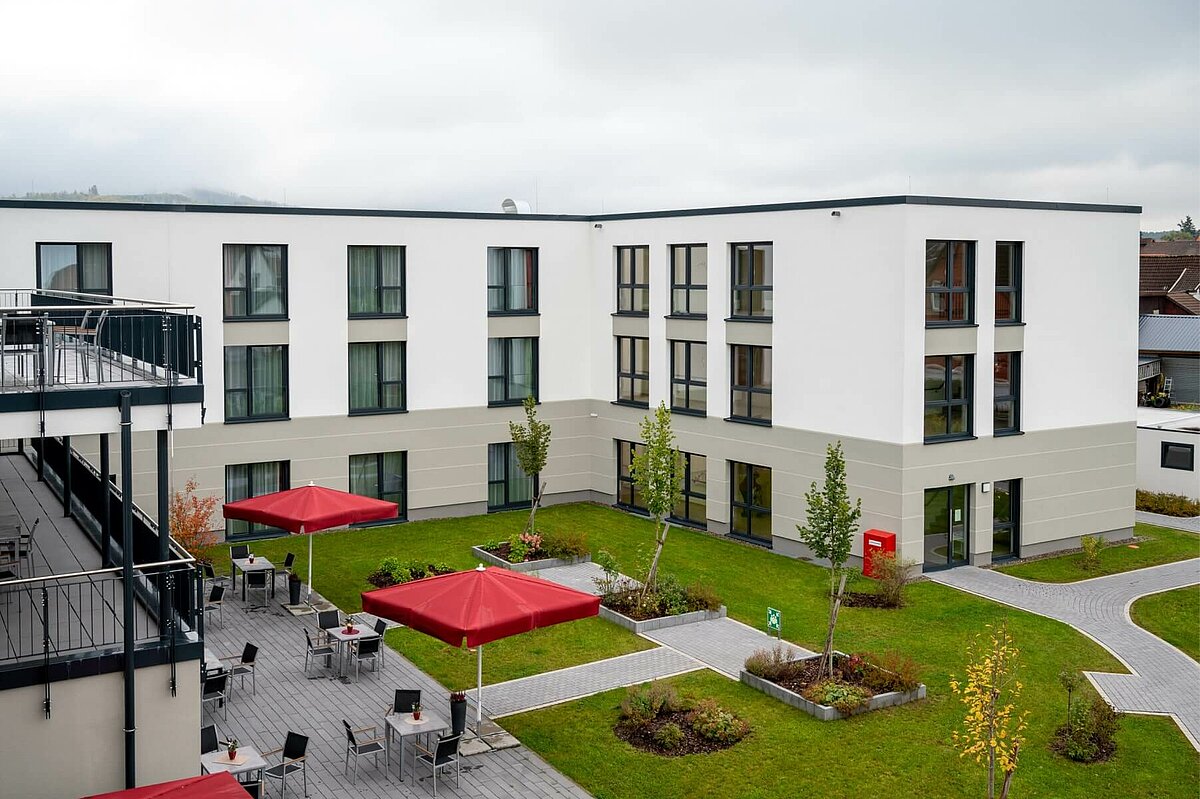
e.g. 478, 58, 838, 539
862, 529, 897, 578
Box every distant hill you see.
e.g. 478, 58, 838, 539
3, 187, 281, 206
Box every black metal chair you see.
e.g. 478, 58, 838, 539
202, 561, 227, 588
342, 719, 386, 784
413, 734, 461, 797
221, 642, 258, 696
201, 724, 219, 755
373, 619, 389, 669
390, 689, 422, 715
201, 672, 229, 721
304, 629, 336, 675
246, 571, 269, 608
316, 609, 341, 645
350, 636, 381, 680
263, 732, 308, 798
203, 585, 225, 626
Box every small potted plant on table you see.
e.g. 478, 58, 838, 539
226, 737, 239, 762
412, 702, 422, 721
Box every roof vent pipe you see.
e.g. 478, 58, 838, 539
501, 198, 531, 214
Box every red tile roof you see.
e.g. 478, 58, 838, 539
1140, 255, 1200, 295
1165, 292, 1200, 314
1140, 239, 1200, 257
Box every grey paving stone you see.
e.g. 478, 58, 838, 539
644, 617, 815, 678
928, 560, 1200, 749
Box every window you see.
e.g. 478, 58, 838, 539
994, 352, 1020, 435
924, 355, 972, 441
992, 479, 1019, 559
223, 244, 286, 319
349, 342, 406, 414
348, 245, 405, 317
670, 244, 707, 316
616, 246, 649, 314
672, 452, 707, 528
615, 440, 645, 512
1161, 442, 1195, 471
37, 243, 112, 295
487, 247, 537, 314
488, 442, 533, 510
670, 340, 707, 415
487, 337, 538, 406
349, 451, 407, 520
995, 242, 1022, 324
925, 240, 974, 325
730, 461, 771, 543
730, 344, 772, 424
224, 345, 288, 421
616, 336, 650, 406
225, 461, 289, 538
730, 243, 772, 319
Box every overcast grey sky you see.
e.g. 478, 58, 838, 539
2, 1, 1197, 227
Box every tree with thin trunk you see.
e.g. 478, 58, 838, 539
951, 621, 1029, 799
796, 441, 861, 679
509, 395, 551, 535
631, 402, 682, 593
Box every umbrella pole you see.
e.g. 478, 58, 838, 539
476, 643, 483, 732
305, 526, 313, 602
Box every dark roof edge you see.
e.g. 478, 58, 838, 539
0, 194, 1142, 221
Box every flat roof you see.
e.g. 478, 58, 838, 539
0, 194, 1142, 222
1137, 406, 1200, 432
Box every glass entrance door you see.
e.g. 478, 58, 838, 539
924, 485, 969, 570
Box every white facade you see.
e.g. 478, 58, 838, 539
1137, 408, 1200, 500
0, 196, 1142, 567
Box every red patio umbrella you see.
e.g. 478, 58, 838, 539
84, 772, 249, 798
362, 564, 600, 728
223, 482, 398, 601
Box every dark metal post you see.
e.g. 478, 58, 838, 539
100, 434, 111, 567
61, 435, 72, 517
157, 430, 169, 635
120, 392, 136, 789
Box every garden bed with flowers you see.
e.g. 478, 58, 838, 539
473, 530, 592, 572
614, 682, 750, 757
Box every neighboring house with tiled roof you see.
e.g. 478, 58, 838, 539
1139, 252, 1200, 315
1139, 314, 1200, 404
1140, 238, 1200, 257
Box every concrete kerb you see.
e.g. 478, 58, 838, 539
598, 604, 727, 634
739, 668, 927, 721
471, 546, 592, 573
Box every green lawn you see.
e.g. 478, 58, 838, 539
206, 504, 1199, 796
997, 524, 1200, 583
1130, 586, 1200, 662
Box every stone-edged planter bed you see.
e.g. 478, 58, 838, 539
739, 653, 926, 721
599, 604, 726, 634
472, 545, 591, 573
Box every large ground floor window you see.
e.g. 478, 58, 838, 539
615, 439, 645, 512
349, 451, 407, 520
671, 451, 707, 528
488, 442, 533, 511
225, 461, 290, 538
924, 485, 969, 569
992, 479, 1019, 560
730, 461, 771, 544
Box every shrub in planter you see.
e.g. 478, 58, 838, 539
367, 558, 454, 588
744, 645, 802, 683
688, 699, 749, 744
1135, 490, 1200, 517
621, 682, 683, 728
507, 531, 543, 563
860, 651, 922, 694
870, 552, 916, 608
652, 722, 685, 751
803, 679, 871, 715
541, 530, 589, 559
1052, 699, 1123, 763
683, 581, 722, 612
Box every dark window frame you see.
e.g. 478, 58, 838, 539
35, 242, 114, 296
487, 336, 539, 407
730, 460, 772, 546
347, 245, 406, 318
729, 242, 773, 320
925, 240, 975, 327
224, 460, 291, 538
615, 439, 646, 513
1161, 441, 1195, 471
223, 243, 289, 321
669, 243, 707, 318
993, 351, 1021, 435
616, 245, 650, 315
729, 344, 772, 425
348, 341, 407, 415
224, 344, 289, 423
349, 450, 408, 521
995, 242, 1022, 325
616, 336, 650, 407
487, 442, 536, 511
924, 354, 974, 442
991, 478, 1020, 561
670, 340, 707, 416
486, 247, 539, 316
670, 451, 707, 529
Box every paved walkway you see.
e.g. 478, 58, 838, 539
1136, 510, 1200, 533
928, 559, 1200, 749
644, 618, 815, 679
484, 647, 702, 718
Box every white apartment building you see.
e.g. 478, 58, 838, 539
0, 195, 1141, 570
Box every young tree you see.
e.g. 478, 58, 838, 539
169, 477, 220, 561
951, 622, 1030, 799
796, 441, 862, 678
509, 395, 552, 535
631, 402, 682, 593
